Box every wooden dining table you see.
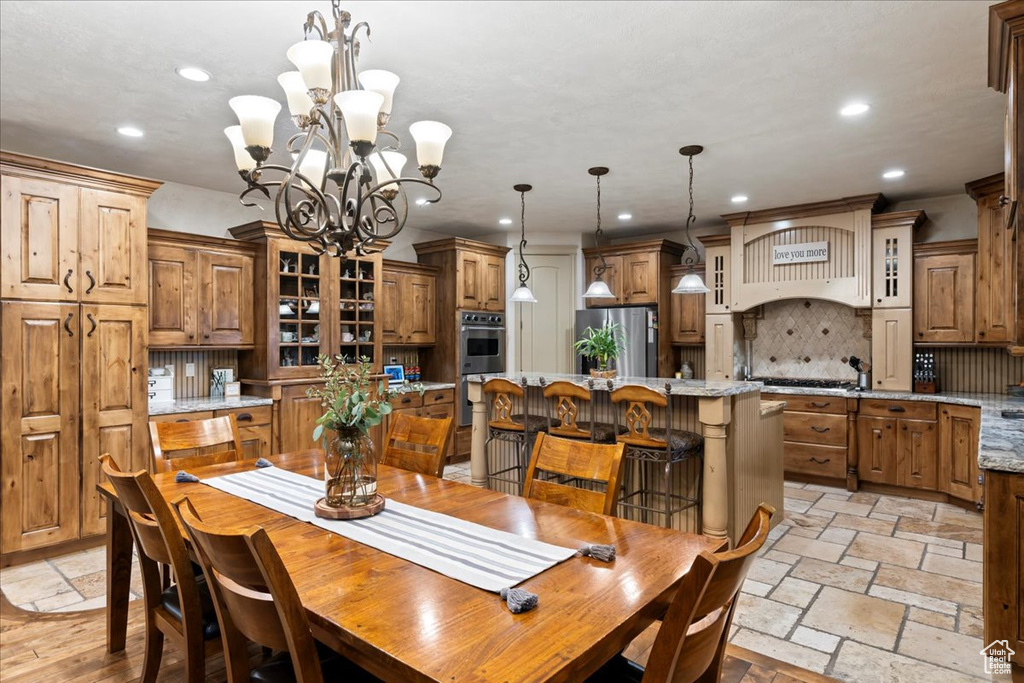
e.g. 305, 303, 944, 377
100, 450, 724, 682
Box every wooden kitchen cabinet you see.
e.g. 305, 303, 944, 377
583, 255, 622, 307
381, 261, 438, 345
278, 383, 325, 454
702, 234, 733, 314
857, 399, 937, 490
983, 470, 1024, 672
966, 174, 1016, 345
871, 307, 913, 391
582, 240, 687, 309
705, 313, 735, 380
872, 222, 914, 309
197, 250, 253, 345
620, 251, 659, 304
0, 302, 81, 553
938, 403, 981, 505
856, 416, 898, 485
79, 189, 147, 305
896, 418, 937, 490
148, 243, 196, 345
452, 249, 506, 312
669, 265, 705, 344
913, 243, 976, 343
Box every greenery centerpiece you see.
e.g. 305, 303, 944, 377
308, 355, 420, 511
574, 320, 627, 378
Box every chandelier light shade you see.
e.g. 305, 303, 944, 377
582, 166, 613, 299
510, 183, 537, 304
227, 1, 451, 258
671, 145, 711, 295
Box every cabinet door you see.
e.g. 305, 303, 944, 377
871, 308, 912, 391
983, 470, 1024, 668
704, 313, 735, 380
896, 419, 936, 490
583, 255, 621, 308
913, 253, 975, 343
0, 302, 80, 553
79, 188, 146, 304
458, 251, 484, 310
482, 255, 505, 311
977, 193, 1015, 343
405, 273, 436, 344
938, 404, 980, 503
856, 415, 897, 485
80, 304, 148, 537
621, 252, 658, 305
670, 291, 705, 343
198, 250, 253, 346
705, 246, 732, 314
239, 424, 272, 460
278, 384, 325, 453
1, 176, 79, 301
872, 226, 912, 308
379, 270, 402, 344
148, 244, 197, 346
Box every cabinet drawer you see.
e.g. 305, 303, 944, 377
146, 376, 173, 392
423, 388, 454, 405
421, 403, 454, 420
762, 393, 847, 414
784, 443, 847, 479
859, 399, 935, 421
149, 411, 215, 423
783, 412, 847, 447
214, 405, 272, 426
392, 393, 423, 410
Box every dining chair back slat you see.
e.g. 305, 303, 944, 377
172, 496, 325, 683
522, 433, 626, 516
381, 413, 453, 478
150, 415, 243, 473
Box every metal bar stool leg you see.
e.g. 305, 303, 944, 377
664, 458, 673, 530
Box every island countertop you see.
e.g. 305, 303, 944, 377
466, 372, 762, 398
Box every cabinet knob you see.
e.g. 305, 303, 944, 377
236, 413, 253, 422
204, 333, 210, 339
978, 331, 986, 337
188, 333, 194, 339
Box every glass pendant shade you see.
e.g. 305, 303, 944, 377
224, 126, 256, 171
228, 95, 281, 149
334, 90, 384, 144
278, 71, 315, 116
357, 70, 400, 115
409, 121, 452, 167
672, 273, 711, 294
368, 151, 407, 188
583, 278, 614, 299
286, 40, 334, 90
298, 149, 328, 188
510, 285, 538, 303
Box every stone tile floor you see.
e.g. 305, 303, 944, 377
0, 465, 1005, 681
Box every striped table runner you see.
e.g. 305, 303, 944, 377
202, 466, 577, 592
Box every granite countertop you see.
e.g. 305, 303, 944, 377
760, 400, 787, 417
393, 381, 456, 394
754, 384, 1024, 475
148, 395, 274, 416
467, 372, 762, 398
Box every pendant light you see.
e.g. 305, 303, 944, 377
672, 145, 711, 295
509, 183, 538, 303
583, 166, 614, 299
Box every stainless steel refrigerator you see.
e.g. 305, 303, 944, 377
575, 306, 658, 377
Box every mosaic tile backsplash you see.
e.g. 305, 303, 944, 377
750, 299, 870, 381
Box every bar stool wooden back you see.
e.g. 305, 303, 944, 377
541, 379, 621, 444
609, 382, 704, 531
483, 377, 551, 494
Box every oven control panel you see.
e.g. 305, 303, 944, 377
461, 311, 504, 327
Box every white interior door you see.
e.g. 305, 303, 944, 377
516, 253, 576, 373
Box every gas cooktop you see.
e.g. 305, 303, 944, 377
750, 377, 856, 390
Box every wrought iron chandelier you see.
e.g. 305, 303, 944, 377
582, 166, 613, 299
671, 145, 710, 294
224, 0, 452, 258
509, 184, 537, 303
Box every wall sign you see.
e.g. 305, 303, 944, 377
773, 241, 829, 265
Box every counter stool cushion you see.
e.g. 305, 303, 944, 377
491, 415, 554, 433
160, 576, 220, 640
576, 421, 626, 443
624, 428, 703, 455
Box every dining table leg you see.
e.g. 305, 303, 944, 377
106, 502, 133, 653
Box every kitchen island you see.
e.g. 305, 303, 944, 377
465, 373, 785, 543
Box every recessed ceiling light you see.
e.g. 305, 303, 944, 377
618, 213, 632, 221
176, 66, 211, 82
731, 195, 748, 203
840, 103, 871, 117
415, 198, 428, 206
498, 218, 513, 225
882, 169, 905, 179
117, 126, 144, 138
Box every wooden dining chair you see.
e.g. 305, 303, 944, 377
99, 454, 221, 683
171, 495, 376, 683
380, 412, 454, 478
150, 414, 244, 473
522, 433, 627, 516
588, 503, 776, 683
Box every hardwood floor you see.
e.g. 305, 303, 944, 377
0, 594, 834, 683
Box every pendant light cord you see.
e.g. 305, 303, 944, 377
683, 152, 698, 266
517, 189, 530, 287
594, 173, 608, 277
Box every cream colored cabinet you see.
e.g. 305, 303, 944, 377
872, 225, 913, 308
871, 308, 912, 391
912, 247, 975, 343
701, 236, 733, 314
705, 313, 736, 380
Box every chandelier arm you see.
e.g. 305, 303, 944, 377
376, 129, 401, 152
304, 10, 329, 40
356, 177, 440, 240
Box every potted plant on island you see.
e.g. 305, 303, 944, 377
307, 354, 421, 518
574, 320, 627, 379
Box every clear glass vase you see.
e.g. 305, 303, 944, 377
324, 429, 377, 507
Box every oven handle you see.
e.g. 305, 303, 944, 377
461, 326, 506, 332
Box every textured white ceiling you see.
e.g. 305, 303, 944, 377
0, 1, 1004, 238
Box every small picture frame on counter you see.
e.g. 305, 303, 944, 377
383, 364, 405, 383
224, 381, 241, 398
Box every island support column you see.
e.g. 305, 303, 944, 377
698, 396, 732, 541
467, 381, 488, 487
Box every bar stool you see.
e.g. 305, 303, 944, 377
541, 379, 621, 444
483, 377, 552, 494
610, 382, 704, 531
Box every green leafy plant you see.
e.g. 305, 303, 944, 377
573, 321, 627, 371
307, 355, 422, 442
